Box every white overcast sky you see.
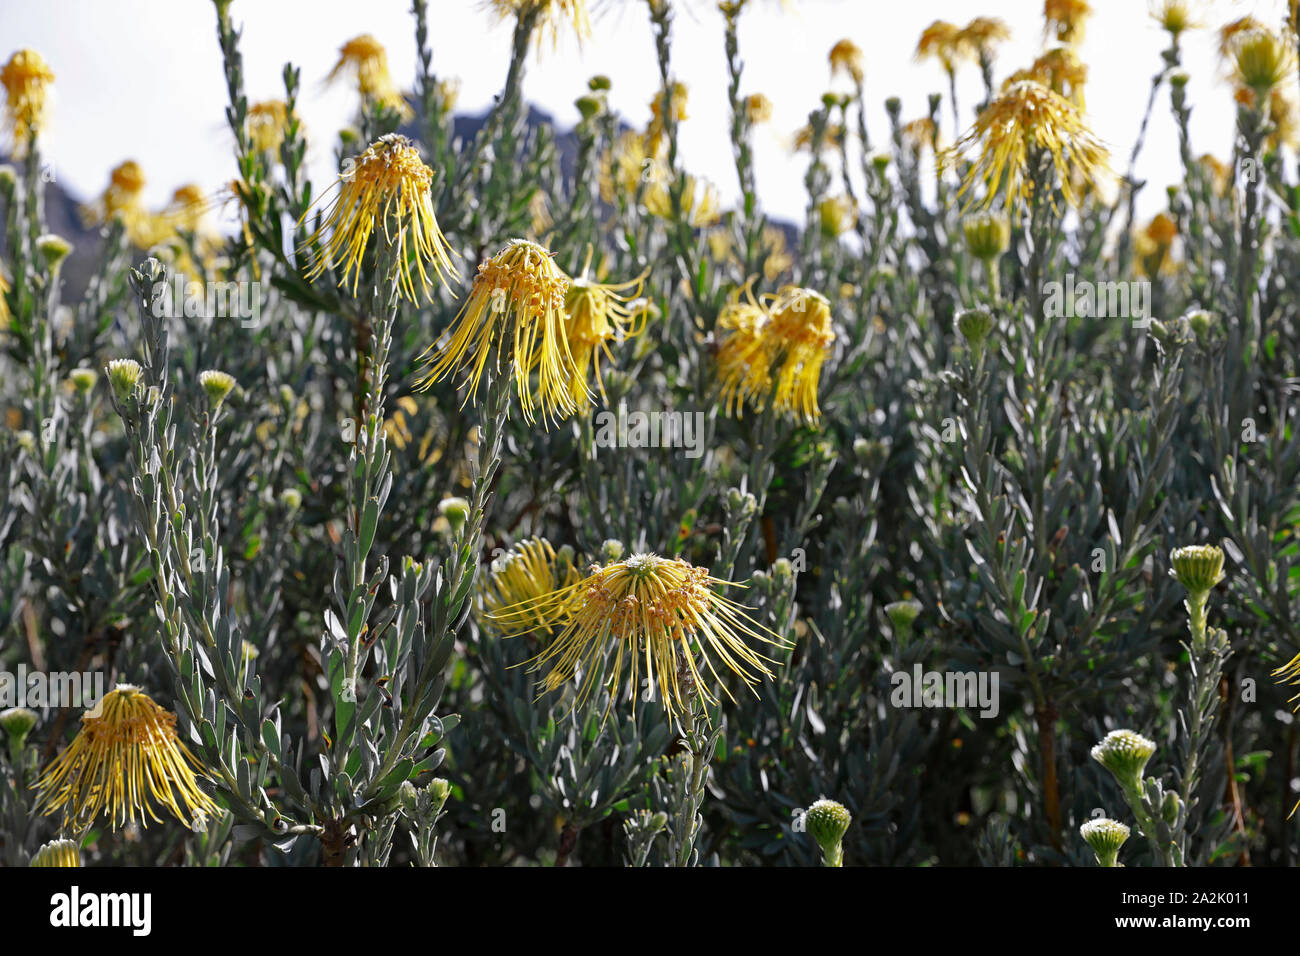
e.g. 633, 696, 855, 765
1, 0, 1293, 226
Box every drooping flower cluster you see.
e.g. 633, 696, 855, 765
327, 33, 412, 119
419, 238, 646, 425
492, 552, 785, 722
303, 134, 458, 303
715, 283, 836, 424
1, 48, 55, 155
36, 685, 220, 830
943, 79, 1109, 212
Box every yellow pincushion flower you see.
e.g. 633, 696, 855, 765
495, 552, 786, 722
1135, 212, 1179, 278
647, 81, 689, 149
303, 134, 458, 304
81, 160, 156, 247
562, 251, 650, 405
490, 0, 593, 48
1230, 27, 1296, 97
716, 282, 773, 418
828, 39, 866, 84
1016, 46, 1088, 109
480, 536, 580, 637
1043, 0, 1091, 45
744, 93, 774, 126
419, 238, 581, 425
644, 172, 721, 228
36, 685, 220, 830
761, 285, 835, 423
326, 34, 412, 119
916, 20, 965, 71
1, 49, 54, 155
716, 283, 835, 424
1150, 0, 1197, 38
30, 838, 81, 867
246, 99, 290, 155
958, 17, 1011, 61
943, 79, 1109, 212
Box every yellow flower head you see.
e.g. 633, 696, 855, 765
419, 238, 581, 425
1018, 46, 1088, 109
82, 160, 155, 246
480, 536, 580, 637
647, 80, 689, 149
958, 17, 1012, 60
36, 685, 220, 830
563, 251, 650, 405
792, 120, 845, 154
744, 92, 774, 125
916, 20, 965, 71
717, 283, 835, 424
1218, 16, 1266, 63
246, 99, 290, 155
1043, 0, 1091, 45
901, 117, 939, 155
1198, 153, 1232, 196
490, 0, 593, 48
303, 134, 458, 304
1136, 212, 1178, 277
644, 172, 720, 228
944, 79, 1109, 212
327, 34, 411, 119
495, 552, 787, 721
1231, 27, 1296, 96
818, 194, 857, 238
1, 49, 54, 155
599, 129, 656, 204
829, 39, 866, 84
30, 838, 81, 867
1150, 0, 1197, 37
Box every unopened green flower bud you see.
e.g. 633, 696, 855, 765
772, 558, 794, 586
588, 75, 611, 92
601, 539, 625, 562
870, 151, 891, 174
68, 367, 97, 395
1169, 545, 1225, 594
29, 838, 81, 868
956, 308, 997, 355
884, 96, 901, 116
36, 234, 74, 271
1161, 790, 1183, 826
726, 488, 757, 520
962, 212, 1010, 261
575, 95, 602, 120
198, 369, 237, 411
1091, 729, 1157, 791
1080, 817, 1130, 867
426, 778, 452, 815
106, 358, 144, 404
805, 798, 852, 867
438, 496, 470, 532
14, 430, 36, 454
0, 165, 15, 197
1184, 309, 1218, 346
278, 487, 303, 512
397, 780, 419, 815
1, 706, 38, 749
648, 811, 668, 831
885, 599, 922, 637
